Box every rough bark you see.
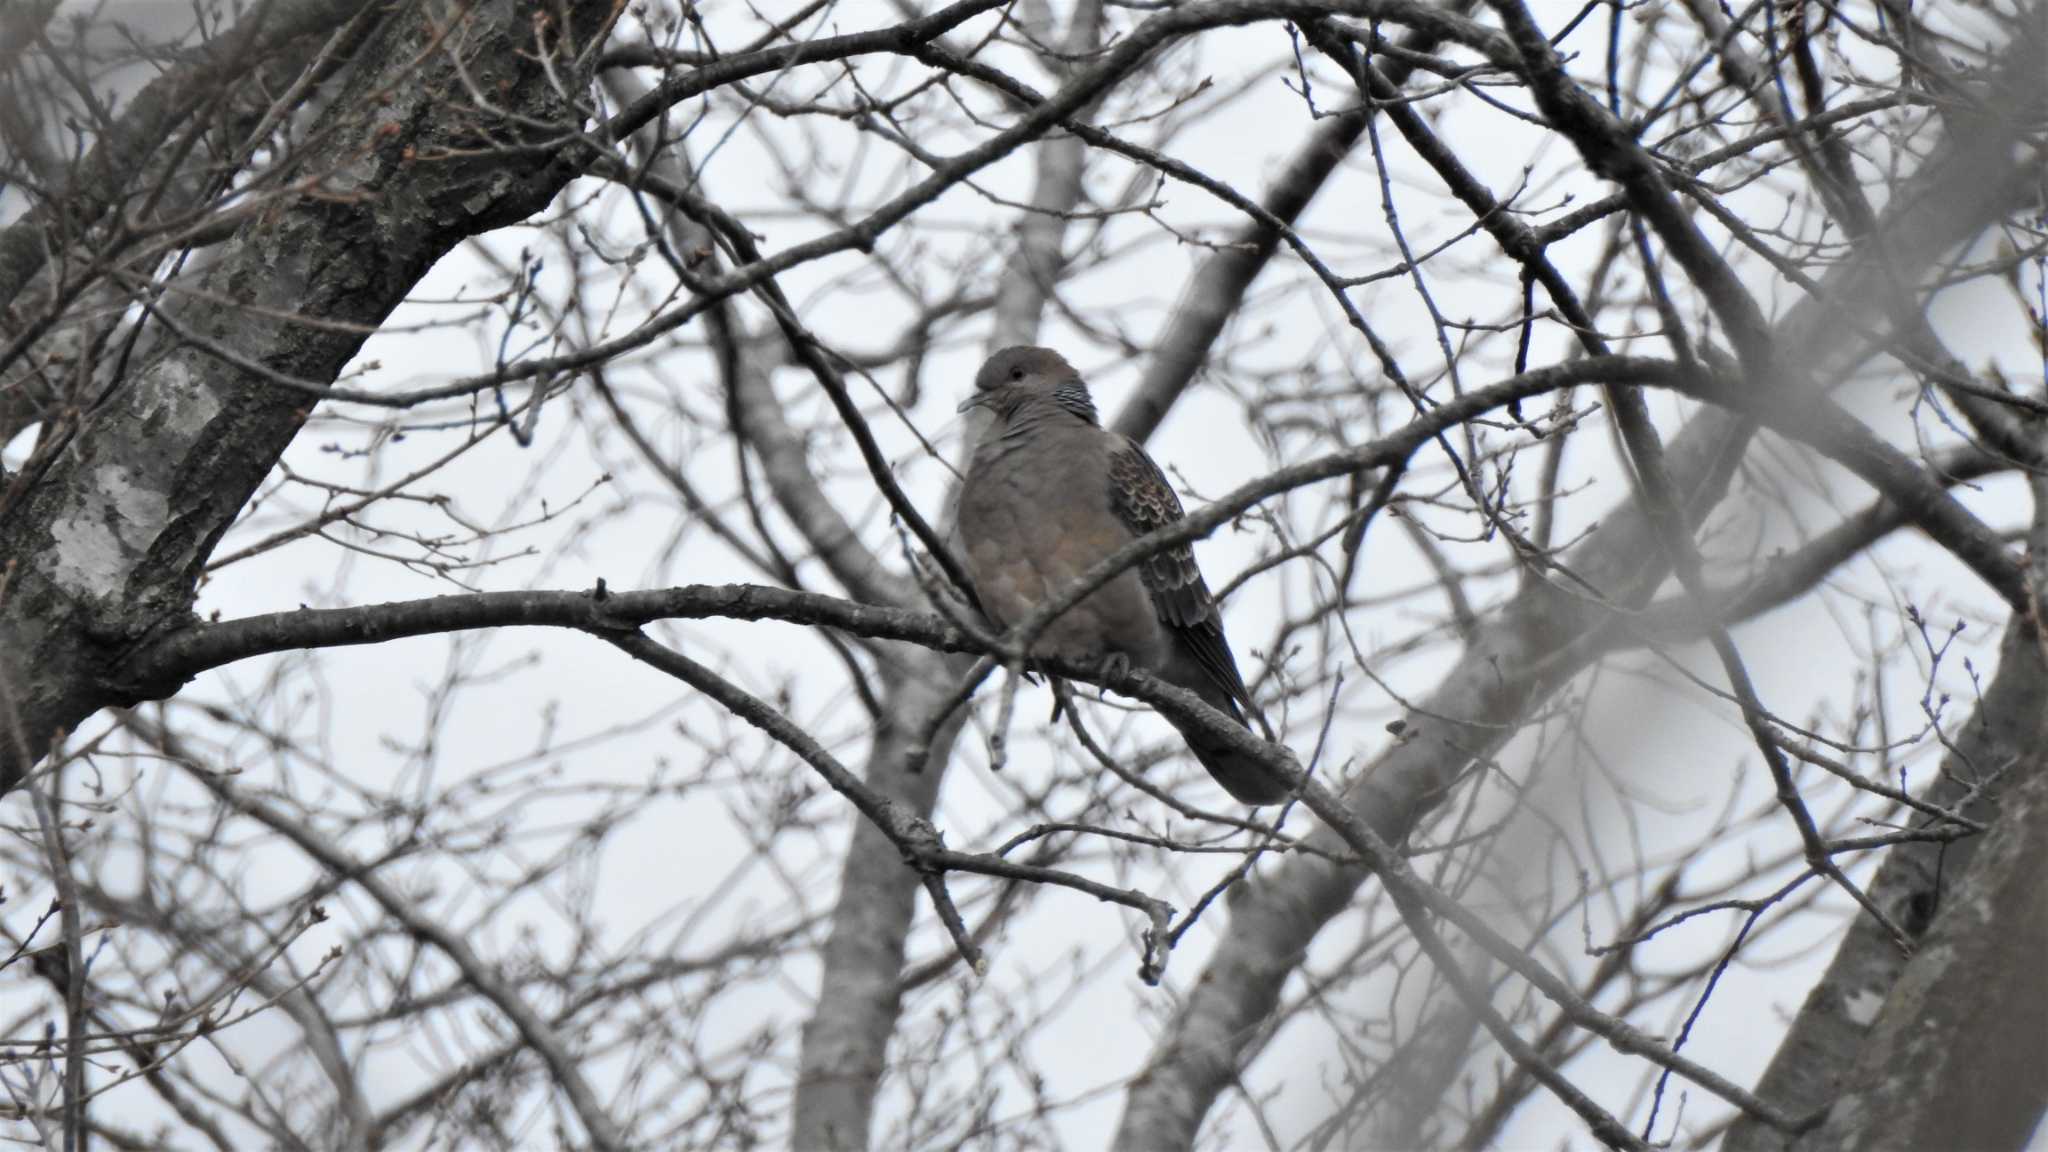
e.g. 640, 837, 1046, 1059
1720, 623, 2048, 1152
1726, 434, 2048, 1152
0, 0, 608, 785
1807, 700, 2048, 1152
0, 0, 374, 322
1, 11, 362, 447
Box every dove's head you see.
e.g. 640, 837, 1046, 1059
959, 345, 1097, 424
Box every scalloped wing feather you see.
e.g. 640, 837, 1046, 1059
1105, 435, 1254, 716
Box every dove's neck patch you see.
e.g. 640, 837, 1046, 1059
1051, 380, 1099, 425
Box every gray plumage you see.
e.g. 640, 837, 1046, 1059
956, 346, 1289, 805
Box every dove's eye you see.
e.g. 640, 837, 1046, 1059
1010, 368, 1025, 381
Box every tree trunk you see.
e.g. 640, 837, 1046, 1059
0, 0, 606, 786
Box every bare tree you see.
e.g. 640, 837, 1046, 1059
0, 0, 2043, 1149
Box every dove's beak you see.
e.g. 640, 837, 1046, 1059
956, 392, 992, 414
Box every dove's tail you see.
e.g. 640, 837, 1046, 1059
1167, 686, 1292, 806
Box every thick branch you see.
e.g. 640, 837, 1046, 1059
0, 0, 617, 787
1724, 620, 2048, 1151
1799, 668, 2048, 1152
0, 0, 371, 321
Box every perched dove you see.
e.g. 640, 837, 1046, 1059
955, 346, 1290, 804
